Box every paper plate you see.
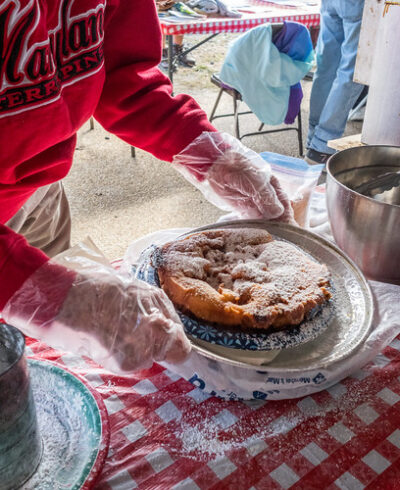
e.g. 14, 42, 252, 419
136, 246, 334, 352
22, 359, 110, 490
136, 220, 373, 371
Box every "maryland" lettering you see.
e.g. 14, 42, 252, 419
0, 0, 105, 117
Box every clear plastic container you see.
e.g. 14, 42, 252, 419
260, 151, 324, 227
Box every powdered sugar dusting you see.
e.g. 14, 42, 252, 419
167, 367, 379, 462
160, 229, 272, 289
158, 228, 331, 329
22, 361, 101, 489
176, 419, 245, 460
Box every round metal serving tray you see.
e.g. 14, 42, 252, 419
176, 220, 374, 373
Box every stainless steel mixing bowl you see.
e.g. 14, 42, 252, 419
326, 145, 400, 284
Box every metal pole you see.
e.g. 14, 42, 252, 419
167, 34, 174, 83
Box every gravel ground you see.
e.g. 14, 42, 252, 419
65, 34, 362, 261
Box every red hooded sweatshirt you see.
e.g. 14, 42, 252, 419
0, 0, 216, 309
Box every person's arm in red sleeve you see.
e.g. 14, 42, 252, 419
93, 0, 217, 162
1, 224, 191, 373
93, 0, 294, 222
0, 224, 76, 323
0, 225, 49, 310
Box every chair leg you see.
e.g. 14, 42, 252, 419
209, 88, 224, 122
258, 122, 264, 132
89, 116, 94, 130
233, 95, 240, 140
297, 109, 304, 156
131, 146, 136, 158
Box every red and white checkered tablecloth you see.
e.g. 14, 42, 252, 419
26, 333, 400, 489
160, 5, 320, 36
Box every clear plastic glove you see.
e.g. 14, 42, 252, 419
2, 260, 191, 373
172, 132, 295, 223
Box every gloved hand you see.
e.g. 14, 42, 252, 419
2, 260, 191, 373
172, 132, 295, 223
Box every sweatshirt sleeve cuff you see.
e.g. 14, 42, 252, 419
0, 234, 49, 310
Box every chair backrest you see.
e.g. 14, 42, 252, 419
271, 22, 285, 36
219, 23, 314, 126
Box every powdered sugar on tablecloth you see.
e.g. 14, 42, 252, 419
166, 362, 385, 461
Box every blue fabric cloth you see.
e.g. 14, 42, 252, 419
307, 0, 365, 154
273, 21, 313, 124
219, 23, 314, 126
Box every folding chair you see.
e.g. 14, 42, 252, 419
209, 73, 303, 156
209, 23, 308, 156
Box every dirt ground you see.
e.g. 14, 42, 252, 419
65, 34, 362, 261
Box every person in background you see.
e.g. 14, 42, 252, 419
0, 0, 292, 375
160, 34, 196, 72
305, 0, 365, 165
156, 0, 196, 71
157, 0, 241, 72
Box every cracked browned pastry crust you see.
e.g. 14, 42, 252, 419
153, 228, 331, 330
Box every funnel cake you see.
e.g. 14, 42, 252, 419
153, 228, 331, 331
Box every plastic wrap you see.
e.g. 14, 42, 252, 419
260, 152, 324, 227
172, 132, 294, 223
219, 154, 324, 227
2, 240, 190, 374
